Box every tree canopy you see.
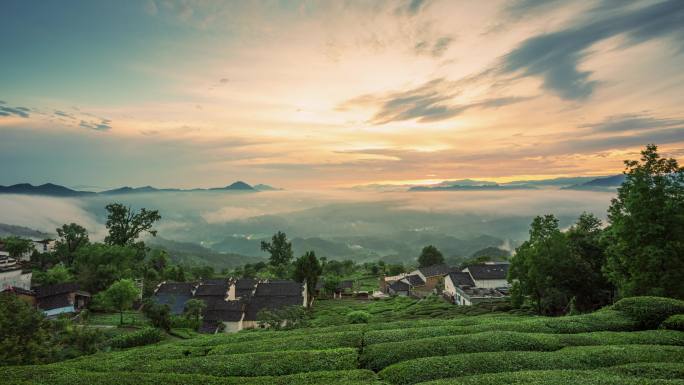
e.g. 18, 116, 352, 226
292, 251, 323, 307
604, 144, 684, 299
101, 279, 140, 325
104, 203, 161, 247
418, 245, 445, 267
55, 223, 89, 266
261, 231, 294, 277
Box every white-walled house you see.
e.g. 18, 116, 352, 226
0, 256, 32, 290
443, 272, 475, 299
462, 262, 510, 289
452, 285, 505, 306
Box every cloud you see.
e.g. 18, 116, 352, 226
582, 113, 684, 132
0, 104, 30, 118
340, 78, 532, 124
415, 36, 453, 57
403, 0, 431, 16
54, 110, 75, 119
500, 0, 684, 100
504, 0, 567, 19
0, 195, 104, 239
79, 119, 112, 131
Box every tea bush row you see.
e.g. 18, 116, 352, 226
414, 368, 684, 385
378, 344, 684, 385
1, 366, 380, 385
361, 330, 684, 370
67, 348, 358, 377
364, 310, 636, 345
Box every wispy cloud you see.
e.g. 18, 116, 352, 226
414, 36, 453, 57
0, 103, 30, 118
582, 113, 684, 132
79, 119, 112, 131
500, 0, 684, 100
340, 78, 532, 124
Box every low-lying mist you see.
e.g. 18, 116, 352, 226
0, 188, 616, 265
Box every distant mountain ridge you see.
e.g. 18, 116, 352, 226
0, 183, 95, 197
0, 181, 280, 197
407, 175, 626, 192
562, 174, 627, 191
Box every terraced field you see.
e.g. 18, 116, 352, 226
3, 296, 684, 385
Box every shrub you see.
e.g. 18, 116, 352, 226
142, 299, 171, 331
611, 296, 684, 329
600, 362, 684, 380
378, 345, 684, 385
662, 315, 684, 331
361, 330, 684, 371
2, 366, 380, 385
362, 331, 562, 371
417, 369, 684, 385
208, 331, 363, 355
364, 310, 636, 345
109, 328, 163, 349
70, 348, 358, 377
347, 311, 371, 324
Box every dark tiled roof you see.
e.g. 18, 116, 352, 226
404, 274, 425, 286
418, 264, 453, 278
243, 295, 303, 321
153, 292, 193, 315
1, 286, 35, 296
447, 272, 475, 287
203, 299, 244, 322
389, 280, 410, 292
202, 278, 229, 285
466, 263, 510, 280
38, 293, 72, 311
254, 281, 303, 297
234, 278, 257, 289
194, 283, 229, 297
34, 283, 80, 298
236, 288, 255, 299
156, 282, 195, 296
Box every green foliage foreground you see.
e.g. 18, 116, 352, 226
378, 345, 684, 385
2, 295, 684, 385
361, 330, 684, 371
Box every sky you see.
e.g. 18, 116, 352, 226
1, 0, 683, 189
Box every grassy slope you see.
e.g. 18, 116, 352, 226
2, 296, 684, 385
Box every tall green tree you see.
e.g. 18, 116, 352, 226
55, 223, 89, 266
509, 215, 572, 315
510, 213, 614, 315
183, 298, 206, 325
73, 243, 141, 293
604, 144, 684, 298
142, 299, 171, 331
565, 213, 612, 309
418, 245, 445, 267
101, 279, 139, 326
261, 231, 294, 278
33, 264, 74, 286
2, 236, 34, 259
292, 251, 323, 307
0, 293, 53, 365
104, 203, 161, 247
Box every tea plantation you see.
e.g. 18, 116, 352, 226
3, 296, 684, 385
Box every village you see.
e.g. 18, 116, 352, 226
1, 233, 511, 334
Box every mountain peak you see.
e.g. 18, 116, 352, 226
224, 181, 255, 190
